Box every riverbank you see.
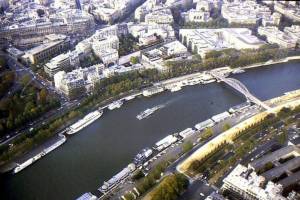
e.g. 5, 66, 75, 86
177, 89, 300, 175
241, 55, 300, 70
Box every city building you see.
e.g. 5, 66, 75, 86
134, 0, 164, 22
44, 51, 79, 77
22, 34, 70, 64
102, 63, 144, 78
145, 8, 174, 24
262, 12, 282, 27
179, 28, 265, 58
90, 0, 142, 23
138, 34, 159, 46
284, 25, 300, 45
0, 9, 95, 42
92, 36, 119, 53
181, 9, 211, 23
96, 48, 119, 66
222, 0, 271, 24
6, 47, 24, 59
54, 64, 104, 99
222, 145, 300, 200
181, 0, 212, 23
274, 1, 300, 22
258, 26, 298, 48
128, 22, 175, 40
141, 40, 188, 71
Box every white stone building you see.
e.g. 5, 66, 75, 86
179, 28, 265, 57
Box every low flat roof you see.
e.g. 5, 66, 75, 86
278, 170, 300, 187
249, 145, 300, 170
262, 157, 300, 181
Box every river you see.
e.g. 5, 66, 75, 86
1, 61, 300, 200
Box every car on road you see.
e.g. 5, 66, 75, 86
200, 193, 205, 197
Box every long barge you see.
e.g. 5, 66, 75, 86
13, 135, 66, 174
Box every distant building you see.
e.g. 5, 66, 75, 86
179, 28, 265, 58
222, 0, 271, 24
0, 9, 95, 42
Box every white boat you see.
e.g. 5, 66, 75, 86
136, 105, 164, 120
124, 95, 135, 101
170, 85, 182, 92
67, 110, 103, 135
202, 79, 215, 84
108, 100, 123, 110
43, 135, 66, 155
13, 153, 42, 174
142, 87, 164, 97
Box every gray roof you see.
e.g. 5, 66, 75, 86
249, 145, 300, 170
262, 157, 300, 181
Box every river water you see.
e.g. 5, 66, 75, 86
1, 61, 300, 200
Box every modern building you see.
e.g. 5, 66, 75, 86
179, 28, 265, 57
22, 34, 70, 64
44, 51, 79, 77
222, 145, 300, 200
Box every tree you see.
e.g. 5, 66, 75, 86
39, 88, 48, 105
130, 56, 139, 64
182, 141, 193, 153
223, 123, 231, 132
276, 131, 287, 145
200, 127, 214, 141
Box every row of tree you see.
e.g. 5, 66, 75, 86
165, 44, 290, 77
